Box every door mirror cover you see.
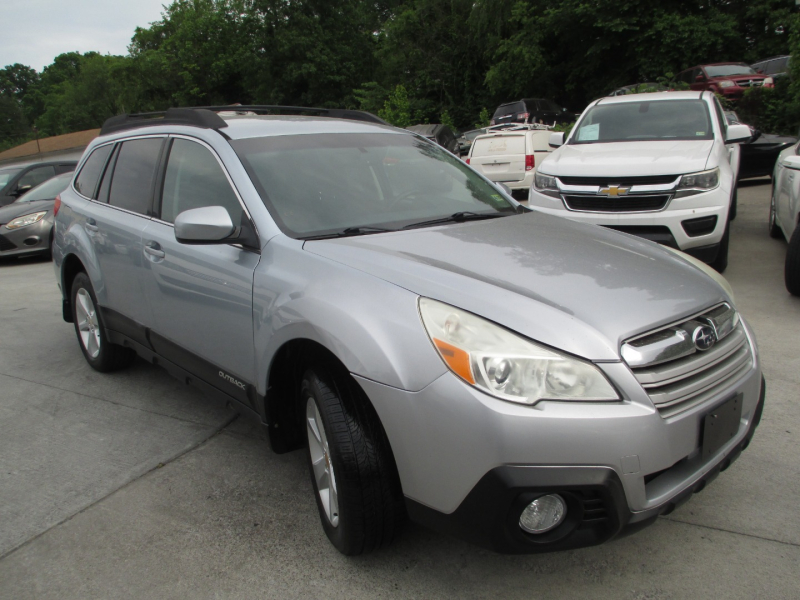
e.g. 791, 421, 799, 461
725, 124, 752, 145
783, 155, 800, 170
549, 132, 565, 148
12, 184, 32, 197
174, 206, 236, 244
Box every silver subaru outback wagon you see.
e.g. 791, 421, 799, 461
52, 106, 764, 555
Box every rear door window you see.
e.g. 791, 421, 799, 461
108, 138, 163, 215
75, 145, 113, 198
160, 138, 243, 225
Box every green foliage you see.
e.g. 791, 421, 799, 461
379, 84, 413, 127
2, 0, 798, 152
439, 109, 457, 131
475, 108, 490, 129
552, 121, 575, 137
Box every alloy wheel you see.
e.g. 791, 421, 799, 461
76, 288, 101, 358
306, 397, 339, 527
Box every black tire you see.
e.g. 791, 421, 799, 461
70, 272, 135, 372
728, 188, 737, 221
769, 191, 783, 239
785, 226, 800, 296
709, 223, 730, 273
301, 364, 405, 555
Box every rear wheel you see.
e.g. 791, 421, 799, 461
709, 224, 730, 273
301, 364, 404, 555
70, 272, 135, 372
785, 226, 800, 296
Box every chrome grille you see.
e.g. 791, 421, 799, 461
622, 304, 753, 418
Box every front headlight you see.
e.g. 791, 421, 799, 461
718, 80, 735, 89
6, 211, 47, 230
419, 298, 620, 405
678, 167, 719, 191
533, 172, 560, 198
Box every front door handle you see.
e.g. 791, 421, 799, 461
85, 218, 99, 232
144, 241, 165, 259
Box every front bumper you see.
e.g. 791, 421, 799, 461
355, 319, 763, 553
0, 219, 53, 257
407, 377, 763, 553
528, 186, 730, 252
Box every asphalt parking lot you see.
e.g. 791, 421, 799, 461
1, 178, 798, 599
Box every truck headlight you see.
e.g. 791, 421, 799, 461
533, 172, 560, 198
677, 168, 719, 192
6, 211, 47, 230
419, 298, 620, 405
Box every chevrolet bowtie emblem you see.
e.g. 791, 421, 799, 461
598, 185, 630, 197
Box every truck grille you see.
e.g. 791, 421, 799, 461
0, 234, 17, 251
622, 304, 753, 418
564, 194, 670, 212
558, 174, 679, 187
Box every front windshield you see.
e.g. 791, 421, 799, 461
705, 64, 757, 78
571, 100, 713, 144
0, 168, 22, 188
232, 133, 516, 238
16, 171, 73, 202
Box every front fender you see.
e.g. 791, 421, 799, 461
253, 237, 446, 397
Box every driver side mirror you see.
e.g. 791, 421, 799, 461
695, 74, 706, 83
549, 132, 565, 148
12, 184, 32, 197
174, 206, 236, 244
725, 124, 752, 145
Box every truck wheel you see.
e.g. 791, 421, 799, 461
785, 226, 800, 296
301, 364, 405, 555
769, 193, 783, 239
71, 272, 135, 372
709, 224, 730, 273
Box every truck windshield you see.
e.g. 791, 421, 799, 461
232, 132, 517, 238
570, 100, 713, 144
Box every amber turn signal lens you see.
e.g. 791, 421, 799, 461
433, 338, 475, 384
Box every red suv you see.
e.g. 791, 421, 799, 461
675, 63, 772, 100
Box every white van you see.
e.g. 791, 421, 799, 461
467, 127, 553, 200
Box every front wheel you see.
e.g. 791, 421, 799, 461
301, 365, 405, 555
709, 224, 730, 273
70, 272, 135, 372
785, 226, 800, 296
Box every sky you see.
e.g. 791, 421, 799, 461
1, 0, 169, 72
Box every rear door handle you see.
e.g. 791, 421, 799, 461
144, 241, 165, 259
85, 218, 98, 232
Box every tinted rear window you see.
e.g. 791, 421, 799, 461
75, 145, 113, 198
472, 135, 526, 157
108, 138, 163, 214
493, 102, 524, 118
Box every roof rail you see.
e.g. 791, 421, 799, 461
191, 105, 389, 125
100, 105, 388, 136
100, 108, 228, 136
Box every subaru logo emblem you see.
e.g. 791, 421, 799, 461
692, 325, 717, 351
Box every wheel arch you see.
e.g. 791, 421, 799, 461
60, 253, 87, 323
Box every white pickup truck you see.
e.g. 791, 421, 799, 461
529, 91, 751, 272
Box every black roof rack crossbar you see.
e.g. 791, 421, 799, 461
100, 105, 388, 135
190, 105, 389, 125
100, 108, 228, 136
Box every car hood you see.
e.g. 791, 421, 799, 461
304, 212, 728, 361
0, 199, 53, 224
540, 141, 714, 177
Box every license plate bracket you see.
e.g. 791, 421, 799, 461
702, 393, 743, 460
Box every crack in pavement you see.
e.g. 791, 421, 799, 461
662, 516, 800, 548
0, 371, 232, 427
0, 413, 240, 562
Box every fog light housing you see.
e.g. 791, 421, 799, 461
519, 494, 567, 534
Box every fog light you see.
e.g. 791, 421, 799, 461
519, 494, 567, 534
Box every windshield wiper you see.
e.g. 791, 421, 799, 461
301, 225, 398, 240
402, 211, 510, 230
